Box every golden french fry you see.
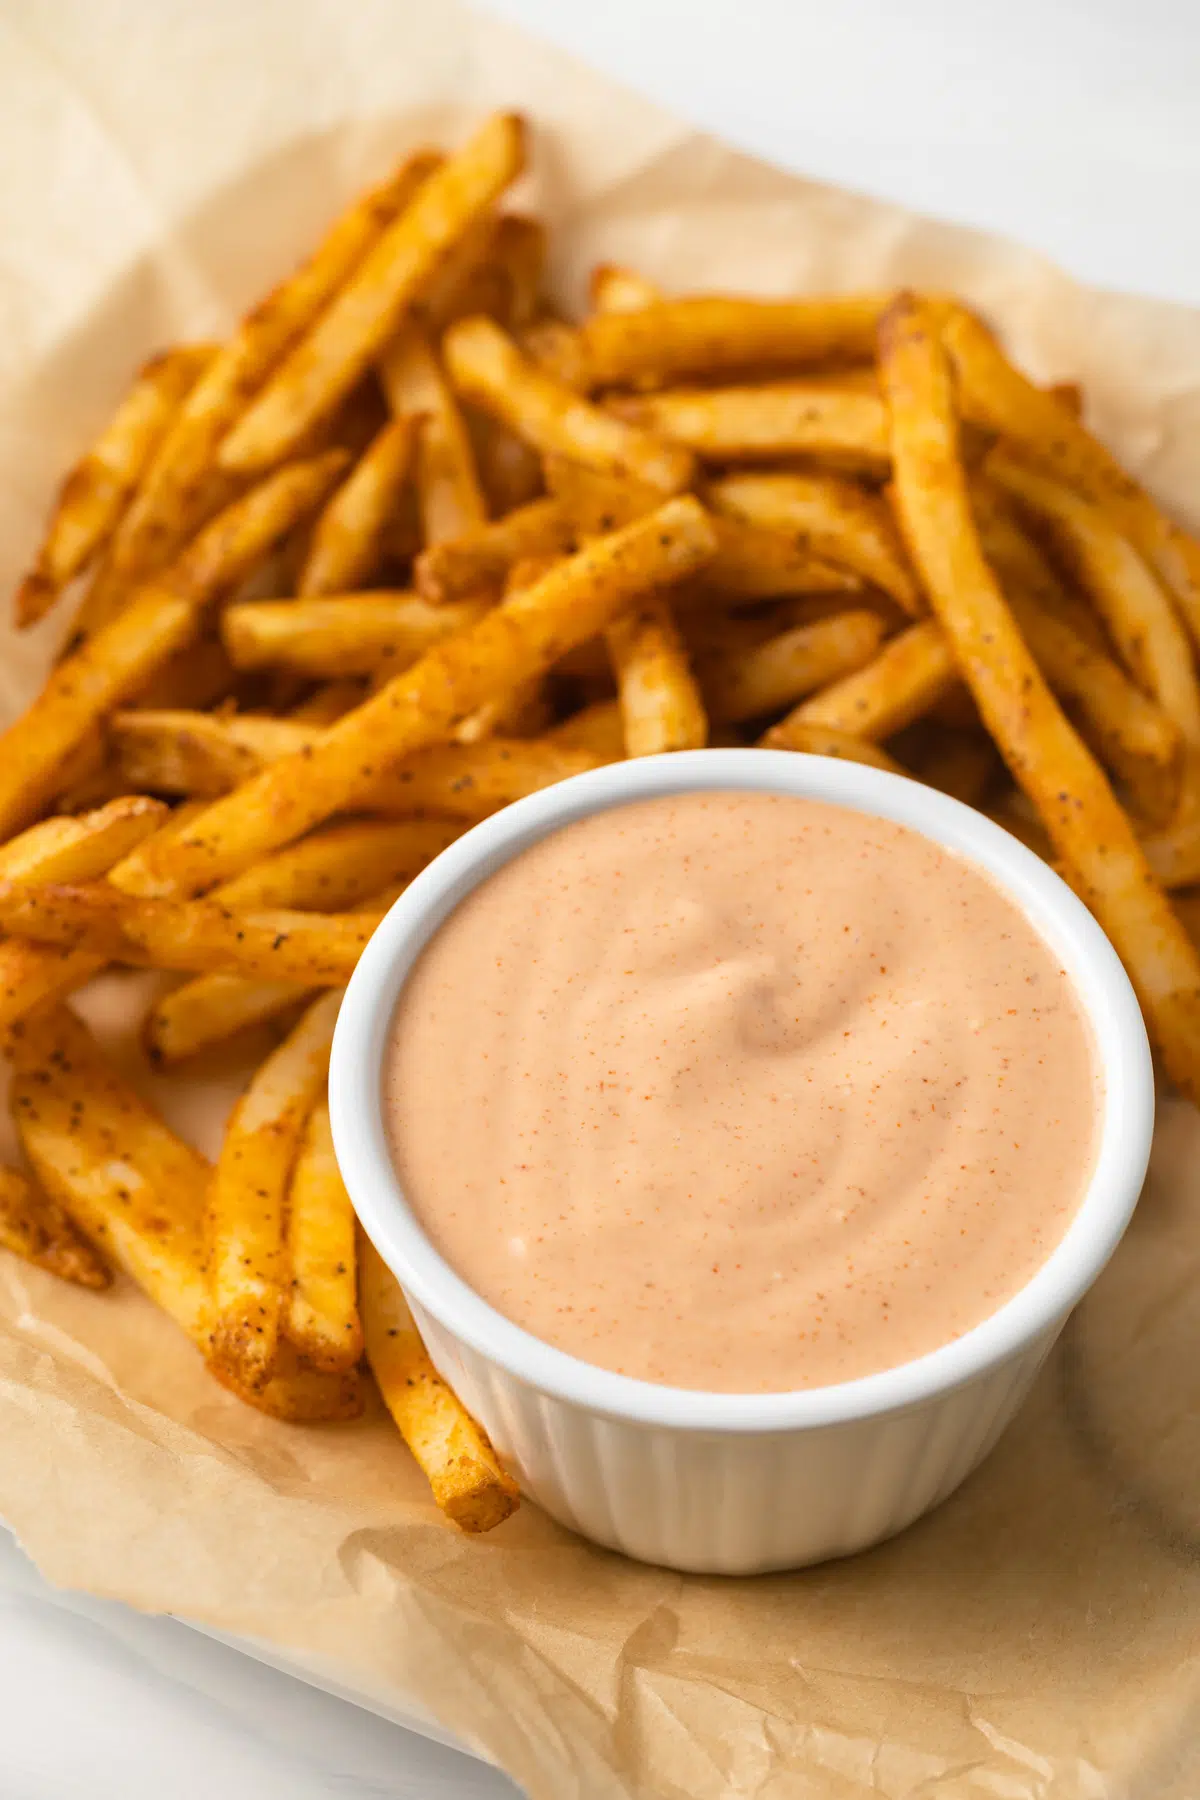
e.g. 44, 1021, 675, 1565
987, 449, 1200, 745
882, 293, 1200, 1101
111, 710, 312, 798
544, 699, 626, 759
95, 154, 440, 618
298, 416, 418, 594
518, 315, 592, 390
703, 610, 886, 724
208, 1336, 363, 1423
610, 382, 889, 475
0, 1163, 110, 1289
967, 473, 1110, 651
285, 1100, 362, 1373
414, 497, 574, 602
577, 294, 890, 388
589, 264, 663, 314
222, 593, 488, 679
11, 1005, 211, 1338
14, 345, 215, 628
372, 738, 605, 815
607, 597, 707, 756
0, 454, 346, 840
939, 302, 1200, 651
221, 115, 526, 472
466, 410, 544, 515
444, 315, 695, 494
207, 989, 342, 1390
707, 471, 921, 612
358, 1231, 519, 1532
0, 795, 166, 884
113, 497, 716, 897
145, 973, 314, 1067
0, 881, 380, 984
212, 817, 461, 911
758, 723, 904, 773
763, 618, 956, 746
379, 330, 488, 544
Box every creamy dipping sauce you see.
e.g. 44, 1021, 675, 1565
383, 791, 1099, 1392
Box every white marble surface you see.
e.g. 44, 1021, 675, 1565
8, 3, 1200, 1794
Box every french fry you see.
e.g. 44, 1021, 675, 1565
544, 458, 858, 600
372, 739, 605, 816
707, 471, 921, 612
702, 610, 886, 724
222, 593, 488, 679
379, 330, 488, 544
112, 497, 716, 897
285, 1100, 362, 1372
14, 345, 215, 627
467, 410, 544, 515
577, 294, 889, 388
11, 1005, 211, 1339
0, 453, 346, 840
0, 1164, 110, 1289
987, 450, 1200, 745
95, 153, 440, 618
0, 795, 166, 884
220, 114, 526, 471
589, 264, 663, 315
939, 302, 1200, 651
881, 293, 1200, 1100
212, 817, 461, 911
968, 473, 1110, 651
145, 973, 313, 1067
758, 723, 905, 773
544, 699, 626, 759
444, 315, 695, 494
298, 416, 418, 594
0, 881, 381, 984
610, 382, 890, 475
112, 710, 313, 797
135, 635, 239, 713
607, 598, 707, 756
519, 315, 592, 390
208, 1336, 363, 1424
414, 497, 574, 602
763, 618, 956, 746
207, 989, 342, 1389
358, 1231, 519, 1532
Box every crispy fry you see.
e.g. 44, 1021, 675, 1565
544, 699, 626, 759
607, 597, 707, 755
411, 210, 541, 337
0, 1163, 110, 1289
612, 381, 889, 475
298, 416, 418, 594
111, 710, 313, 797
207, 989, 342, 1389
379, 330, 488, 544
208, 1336, 363, 1423
221, 115, 526, 471
222, 593, 488, 679
285, 1100, 362, 1372
987, 449, 1200, 745
763, 618, 955, 746
113, 497, 716, 897
577, 295, 889, 388
881, 293, 1200, 1100
358, 1231, 519, 1532
758, 723, 905, 773
212, 817, 460, 911
589, 264, 663, 314
519, 315, 591, 390
11, 1005, 210, 1337
0, 795, 166, 884
939, 302, 1200, 651
707, 471, 921, 612
967, 473, 1110, 651
145, 974, 313, 1066
444, 315, 695, 493
414, 497, 574, 602
0, 881, 380, 984
0, 453, 346, 840
702, 610, 886, 724
97, 155, 439, 618
15, 345, 215, 627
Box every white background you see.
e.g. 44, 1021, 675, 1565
5, 2, 1200, 1796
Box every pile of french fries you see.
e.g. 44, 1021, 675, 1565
4, 109, 1200, 1535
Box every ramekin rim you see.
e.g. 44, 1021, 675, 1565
329, 749, 1154, 1433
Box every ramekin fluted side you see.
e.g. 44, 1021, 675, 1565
411, 1296, 1058, 1574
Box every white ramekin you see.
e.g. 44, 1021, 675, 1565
330, 750, 1154, 1574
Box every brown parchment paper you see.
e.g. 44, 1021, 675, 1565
1, 4, 1200, 1795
